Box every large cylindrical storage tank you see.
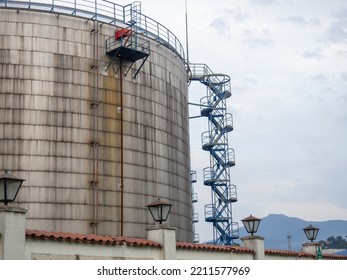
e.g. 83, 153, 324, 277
0, 5, 192, 241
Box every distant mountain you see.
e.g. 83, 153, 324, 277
238, 214, 347, 251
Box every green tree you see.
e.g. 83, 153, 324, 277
323, 236, 347, 249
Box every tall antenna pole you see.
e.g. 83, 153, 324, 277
185, 0, 190, 64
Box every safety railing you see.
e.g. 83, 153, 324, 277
201, 131, 213, 151
204, 204, 217, 221
226, 184, 237, 202
0, 0, 185, 61
190, 170, 197, 183
203, 167, 216, 185
191, 192, 198, 203
188, 63, 213, 81
192, 213, 199, 223
192, 233, 200, 243
130, 10, 185, 61
225, 148, 236, 167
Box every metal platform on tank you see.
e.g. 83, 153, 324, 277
106, 46, 149, 63
105, 34, 150, 78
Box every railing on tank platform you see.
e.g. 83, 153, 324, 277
188, 63, 214, 81
129, 9, 185, 62
0, 0, 185, 61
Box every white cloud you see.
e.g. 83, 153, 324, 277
301, 50, 323, 59
278, 15, 321, 26
227, 8, 251, 22
210, 17, 231, 34
241, 29, 275, 48
310, 73, 329, 83
250, 0, 278, 6
323, 7, 347, 44
325, 22, 347, 44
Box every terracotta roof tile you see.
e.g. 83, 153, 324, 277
231, 246, 255, 254
265, 249, 347, 260
116, 236, 162, 247
25, 229, 162, 248
177, 242, 254, 254
265, 249, 314, 258
320, 253, 347, 260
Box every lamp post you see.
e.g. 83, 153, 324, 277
241, 214, 261, 236
146, 198, 172, 224
0, 171, 26, 259
240, 214, 264, 260
146, 198, 176, 259
302, 224, 321, 259
303, 224, 319, 242
0, 171, 25, 205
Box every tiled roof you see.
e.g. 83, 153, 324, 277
265, 249, 347, 260
265, 249, 315, 258
320, 253, 347, 260
25, 230, 347, 259
25, 229, 162, 248
177, 242, 254, 254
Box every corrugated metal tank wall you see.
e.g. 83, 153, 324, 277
0, 9, 192, 241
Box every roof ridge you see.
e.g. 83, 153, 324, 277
176, 241, 254, 254
25, 229, 162, 248
265, 248, 347, 259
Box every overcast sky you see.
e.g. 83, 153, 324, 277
120, 0, 347, 242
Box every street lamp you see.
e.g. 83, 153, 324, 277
146, 198, 172, 224
303, 224, 319, 242
0, 171, 25, 205
241, 214, 261, 236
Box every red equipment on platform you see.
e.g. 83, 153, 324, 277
115, 28, 132, 40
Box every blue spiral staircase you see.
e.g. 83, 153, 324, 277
189, 64, 239, 245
